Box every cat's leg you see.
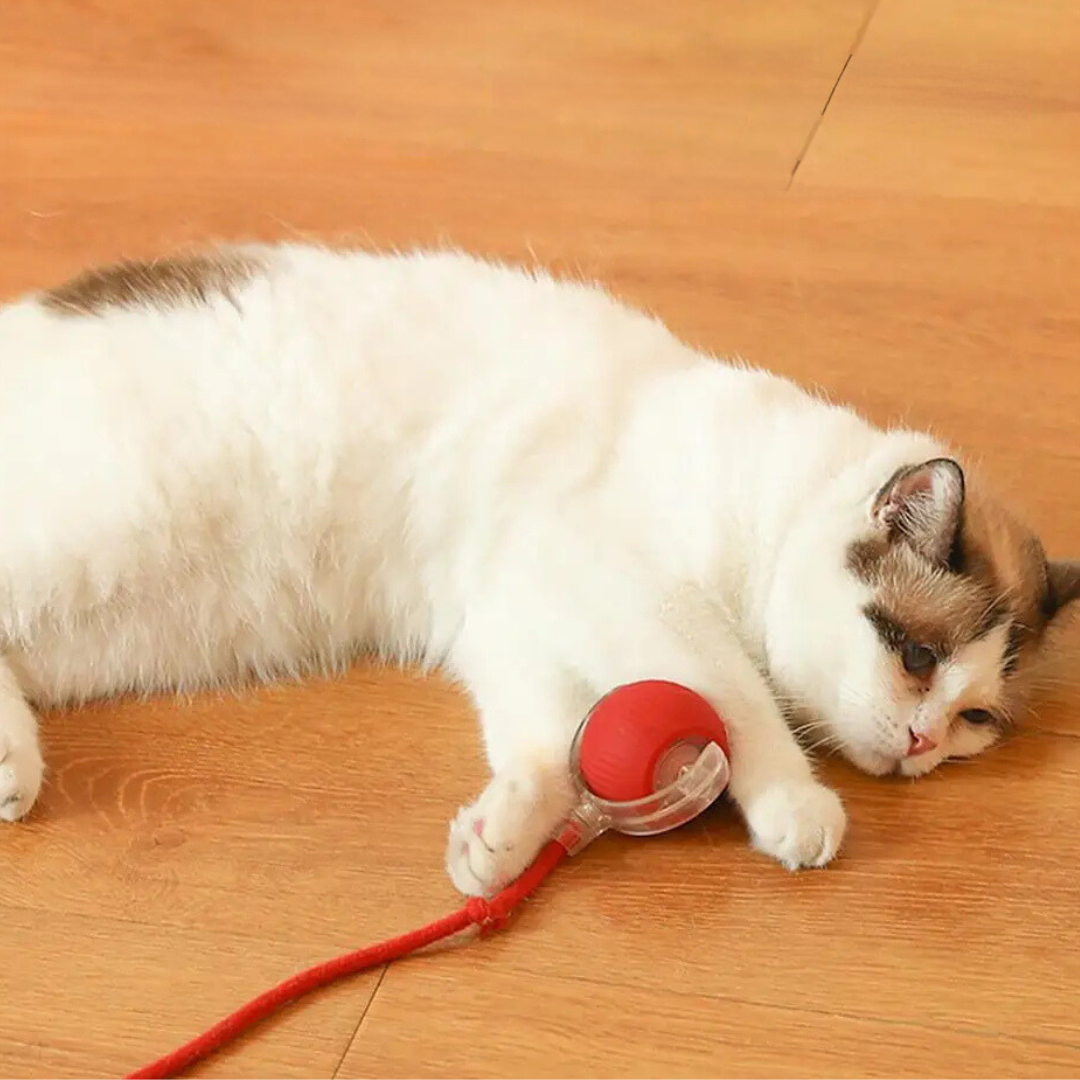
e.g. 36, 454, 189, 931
579, 591, 847, 871
445, 630, 582, 897
0, 659, 44, 822
443, 582, 845, 893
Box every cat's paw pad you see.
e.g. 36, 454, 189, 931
0, 733, 43, 823
745, 779, 846, 870
446, 768, 567, 897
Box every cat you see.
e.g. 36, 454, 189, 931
0, 242, 1076, 897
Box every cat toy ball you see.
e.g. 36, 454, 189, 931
126, 679, 732, 1079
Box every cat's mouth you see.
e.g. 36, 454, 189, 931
842, 740, 944, 778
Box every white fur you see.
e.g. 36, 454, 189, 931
0, 245, 1010, 885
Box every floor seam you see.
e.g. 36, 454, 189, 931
331, 963, 388, 1079
787, 0, 883, 187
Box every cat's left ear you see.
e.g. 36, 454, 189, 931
1044, 560, 1080, 622
872, 457, 965, 566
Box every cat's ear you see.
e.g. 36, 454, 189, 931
872, 458, 965, 566
1044, 560, 1080, 622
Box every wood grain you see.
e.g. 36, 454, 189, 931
796, 0, 1080, 204
341, 964, 1080, 1079
0, 0, 872, 194
1, 0, 1080, 1077
349, 731, 1080, 1049
0, 904, 381, 1079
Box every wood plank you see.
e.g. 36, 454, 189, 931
339, 963, 1080, 1078
1, 0, 871, 197
1, 667, 482, 944
333, 731, 1080, 1059
0, 905, 380, 1079
796, 0, 1080, 204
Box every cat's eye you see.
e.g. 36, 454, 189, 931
961, 708, 996, 726
901, 640, 937, 678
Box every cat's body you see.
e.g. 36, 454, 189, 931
0, 243, 1076, 894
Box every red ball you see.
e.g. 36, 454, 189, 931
577, 680, 731, 803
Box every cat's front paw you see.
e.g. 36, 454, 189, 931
0, 731, 44, 823
446, 764, 572, 897
744, 779, 846, 870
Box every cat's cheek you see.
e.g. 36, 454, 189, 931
828, 621, 916, 768
944, 722, 1001, 762
842, 743, 896, 776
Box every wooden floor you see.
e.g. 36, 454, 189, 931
3, 2, 1080, 1077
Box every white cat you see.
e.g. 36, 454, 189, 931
0, 243, 1076, 896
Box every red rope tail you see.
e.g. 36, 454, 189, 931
125, 840, 568, 1080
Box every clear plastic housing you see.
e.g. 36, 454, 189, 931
556, 724, 731, 856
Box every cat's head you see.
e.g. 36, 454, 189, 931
767, 454, 1080, 777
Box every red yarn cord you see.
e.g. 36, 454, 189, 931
125, 839, 568, 1079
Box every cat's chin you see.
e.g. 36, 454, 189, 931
841, 744, 898, 777
897, 750, 947, 778
844, 745, 947, 779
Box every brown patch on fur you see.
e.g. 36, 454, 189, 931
1045, 560, 1080, 620
954, 484, 1052, 648
41, 251, 263, 316
850, 462, 1066, 725
850, 541, 1003, 659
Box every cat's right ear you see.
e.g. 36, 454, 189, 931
872, 458, 965, 566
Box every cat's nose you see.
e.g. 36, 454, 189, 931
907, 730, 938, 756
